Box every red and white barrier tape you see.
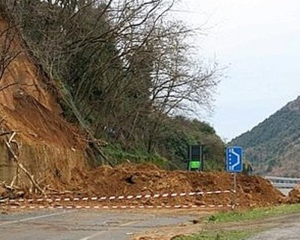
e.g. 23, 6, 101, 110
4, 203, 233, 210
0, 189, 231, 204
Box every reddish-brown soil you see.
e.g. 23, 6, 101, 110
287, 186, 300, 203
0, 8, 291, 211
0, 11, 87, 185
34, 163, 284, 208
0, 164, 300, 208
1, 163, 287, 209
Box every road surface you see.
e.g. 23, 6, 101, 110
2, 208, 300, 240
0, 208, 204, 240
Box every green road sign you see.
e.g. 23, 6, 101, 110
189, 160, 201, 169
187, 145, 203, 171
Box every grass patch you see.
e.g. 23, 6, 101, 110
176, 230, 256, 240
174, 204, 300, 240
205, 204, 300, 223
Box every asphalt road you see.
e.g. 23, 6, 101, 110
0, 209, 197, 240
2, 207, 300, 240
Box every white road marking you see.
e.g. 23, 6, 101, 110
0, 210, 73, 226
78, 221, 138, 240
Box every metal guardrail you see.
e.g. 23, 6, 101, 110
270, 182, 298, 189
265, 176, 300, 189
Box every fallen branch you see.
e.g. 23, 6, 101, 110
0, 116, 6, 125
0, 131, 13, 137
1, 182, 23, 200
1, 182, 14, 191
8, 131, 16, 143
9, 172, 18, 187
4, 134, 45, 196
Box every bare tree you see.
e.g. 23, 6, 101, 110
124, 19, 220, 152
2, 0, 221, 158
0, 3, 22, 90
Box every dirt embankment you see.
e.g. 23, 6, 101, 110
1, 161, 294, 210
0, 9, 293, 210
287, 186, 300, 203
0, 10, 87, 186
33, 163, 285, 208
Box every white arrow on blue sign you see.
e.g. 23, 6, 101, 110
226, 146, 243, 172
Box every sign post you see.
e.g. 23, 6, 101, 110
226, 146, 243, 209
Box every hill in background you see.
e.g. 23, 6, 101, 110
230, 96, 300, 177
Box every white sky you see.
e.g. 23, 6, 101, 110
172, 0, 300, 141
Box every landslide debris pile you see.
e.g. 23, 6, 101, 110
287, 186, 300, 203
0, 163, 288, 208
0, 10, 289, 207
0, 5, 286, 212
54, 163, 284, 208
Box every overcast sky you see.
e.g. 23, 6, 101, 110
172, 0, 300, 141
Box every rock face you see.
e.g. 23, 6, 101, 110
0, 12, 87, 186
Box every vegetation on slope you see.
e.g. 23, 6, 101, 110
1, 0, 224, 170
230, 97, 300, 177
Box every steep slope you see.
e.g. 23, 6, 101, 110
0, 9, 87, 187
230, 96, 300, 177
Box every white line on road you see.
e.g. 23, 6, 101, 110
78, 221, 138, 240
0, 210, 74, 226
78, 231, 106, 240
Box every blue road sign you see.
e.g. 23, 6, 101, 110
226, 146, 243, 172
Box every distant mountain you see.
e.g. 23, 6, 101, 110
229, 96, 300, 177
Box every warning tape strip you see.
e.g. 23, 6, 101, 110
4, 204, 233, 210
0, 190, 231, 204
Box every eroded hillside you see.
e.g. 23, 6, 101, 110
0, 3, 294, 212
0, 9, 87, 187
